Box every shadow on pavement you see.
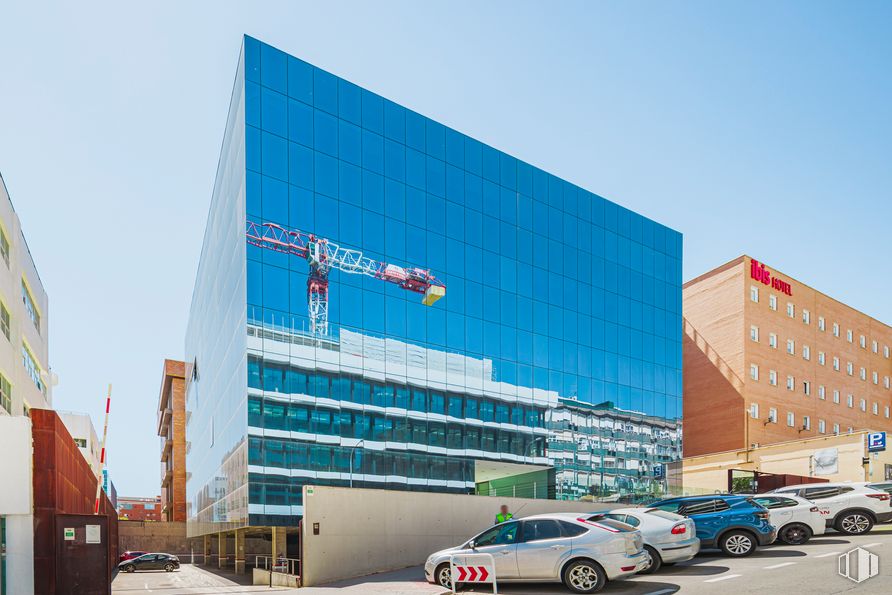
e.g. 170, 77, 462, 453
657, 563, 730, 576
804, 538, 851, 545
746, 549, 807, 558
460, 580, 680, 594
185, 563, 257, 586
322, 565, 431, 587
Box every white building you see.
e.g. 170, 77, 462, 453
0, 173, 52, 417
58, 411, 103, 478
0, 416, 35, 594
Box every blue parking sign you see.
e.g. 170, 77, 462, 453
653, 464, 665, 479
867, 432, 886, 452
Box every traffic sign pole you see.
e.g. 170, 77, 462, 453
94, 384, 112, 514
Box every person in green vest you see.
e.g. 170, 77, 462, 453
495, 504, 513, 524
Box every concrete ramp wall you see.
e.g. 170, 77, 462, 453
300, 485, 615, 586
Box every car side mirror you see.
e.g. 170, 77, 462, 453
468, 540, 476, 550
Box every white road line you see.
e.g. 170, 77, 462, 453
764, 562, 796, 569
814, 551, 841, 558
861, 542, 882, 547
704, 574, 742, 583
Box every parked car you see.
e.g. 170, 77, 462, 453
118, 550, 147, 563
425, 513, 647, 594
117, 553, 180, 573
769, 482, 892, 535
584, 507, 699, 573
751, 494, 826, 545
648, 495, 776, 557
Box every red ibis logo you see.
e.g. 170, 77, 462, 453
751, 259, 792, 296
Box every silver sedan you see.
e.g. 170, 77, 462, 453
585, 508, 699, 574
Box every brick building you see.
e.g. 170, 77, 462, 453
117, 496, 162, 522
683, 255, 892, 457
157, 359, 186, 522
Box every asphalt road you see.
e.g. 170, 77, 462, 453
113, 528, 892, 595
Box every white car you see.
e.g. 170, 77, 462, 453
585, 508, 699, 573
770, 482, 892, 535
425, 513, 647, 593
751, 494, 826, 544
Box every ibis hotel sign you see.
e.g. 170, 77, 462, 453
751, 259, 792, 296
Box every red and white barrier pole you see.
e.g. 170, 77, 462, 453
94, 384, 112, 514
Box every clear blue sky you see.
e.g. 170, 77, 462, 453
1, 1, 890, 497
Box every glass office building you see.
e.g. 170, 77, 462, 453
186, 35, 683, 536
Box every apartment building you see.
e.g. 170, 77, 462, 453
157, 359, 187, 522
0, 173, 52, 417
117, 496, 163, 522
684, 255, 892, 457
58, 411, 102, 478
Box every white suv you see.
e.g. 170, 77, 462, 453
752, 494, 826, 544
770, 482, 892, 535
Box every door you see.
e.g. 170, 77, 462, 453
516, 519, 570, 579
469, 521, 520, 579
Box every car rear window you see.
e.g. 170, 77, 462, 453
558, 520, 588, 537
645, 509, 684, 521
584, 516, 636, 532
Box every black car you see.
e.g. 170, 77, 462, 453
118, 553, 180, 573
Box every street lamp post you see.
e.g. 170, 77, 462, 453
349, 439, 365, 489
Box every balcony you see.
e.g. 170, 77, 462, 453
157, 405, 172, 435
161, 466, 173, 488
160, 437, 173, 463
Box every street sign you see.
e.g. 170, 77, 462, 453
454, 565, 491, 582
653, 464, 665, 479
867, 432, 886, 452
450, 553, 497, 594
64, 528, 75, 541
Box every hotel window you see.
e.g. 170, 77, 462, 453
832, 322, 840, 337
818, 419, 826, 433
872, 371, 878, 385
22, 344, 44, 393
0, 226, 8, 267
750, 286, 759, 302
0, 301, 9, 341
786, 339, 795, 355
786, 412, 795, 427
859, 335, 866, 349
769, 295, 777, 310
847, 394, 854, 408
802, 309, 810, 324
0, 372, 10, 414
818, 351, 825, 365
848, 427, 854, 433
846, 329, 853, 343
802, 345, 810, 360
846, 362, 853, 375
818, 316, 825, 331
886, 406, 890, 419
833, 356, 840, 371
22, 280, 40, 333
750, 364, 759, 381
872, 340, 878, 353
769, 333, 777, 349
859, 398, 866, 412
872, 402, 879, 415
802, 415, 811, 430
833, 390, 840, 403
818, 385, 825, 399
833, 423, 840, 435
786, 303, 795, 318
859, 367, 866, 381
749, 403, 760, 419
750, 325, 759, 342
769, 370, 777, 386
803, 381, 811, 395
786, 375, 795, 391
885, 345, 890, 358
768, 408, 778, 423
885, 376, 890, 389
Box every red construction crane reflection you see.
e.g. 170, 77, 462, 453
246, 221, 446, 336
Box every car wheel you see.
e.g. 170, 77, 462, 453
719, 531, 756, 557
639, 545, 662, 575
164, 563, 175, 572
434, 563, 460, 590
779, 523, 812, 545
124, 565, 135, 573
836, 512, 873, 535
563, 559, 607, 594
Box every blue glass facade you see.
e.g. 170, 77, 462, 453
187, 35, 683, 536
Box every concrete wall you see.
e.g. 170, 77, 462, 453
118, 521, 199, 556
300, 485, 616, 586
0, 417, 35, 594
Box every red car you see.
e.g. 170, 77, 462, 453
119, 550, 147, 562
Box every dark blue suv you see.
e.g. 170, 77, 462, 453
649, 495, 776, 557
